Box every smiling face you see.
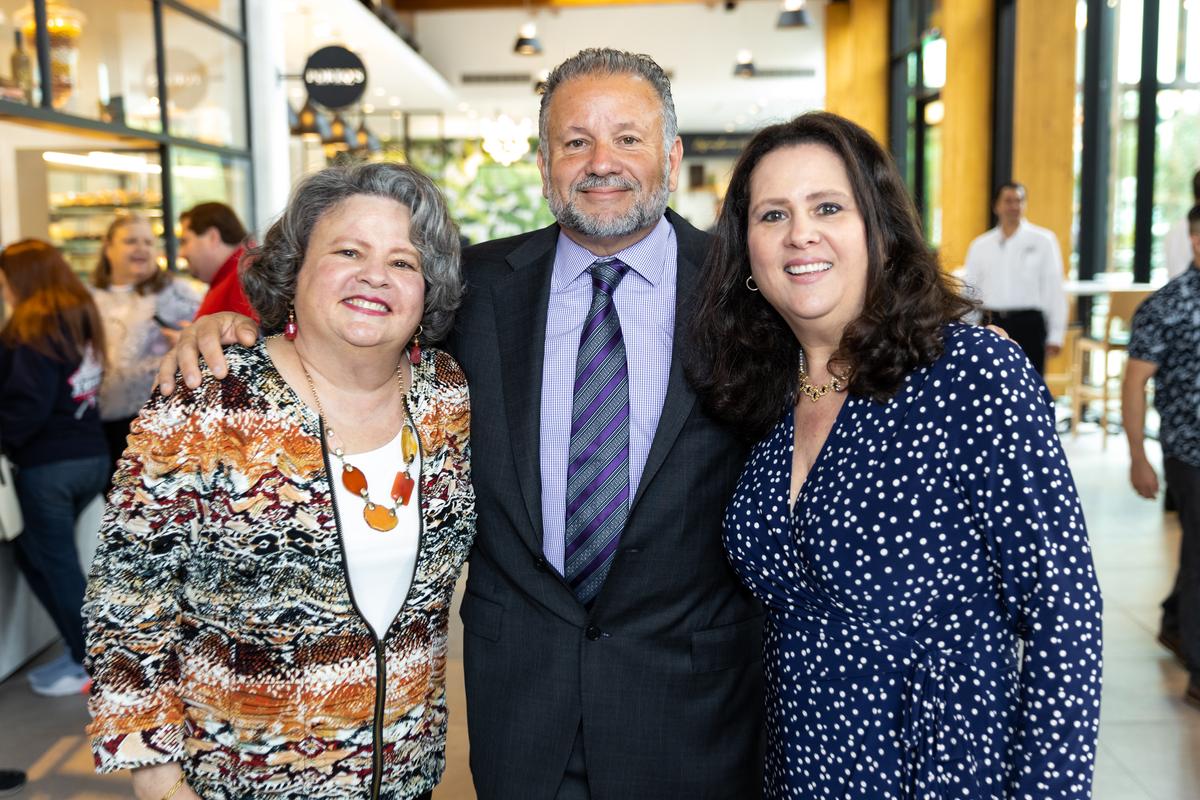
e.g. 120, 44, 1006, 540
104, 219, 158, 286
292, 194, 424, 357
537, 72, 682, 254
747, 142, 871, 348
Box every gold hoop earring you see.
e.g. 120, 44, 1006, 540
745, 276, 759, 292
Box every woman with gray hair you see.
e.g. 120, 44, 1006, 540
83, 161, 475, 800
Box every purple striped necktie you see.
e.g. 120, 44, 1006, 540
564, 256, 631, 605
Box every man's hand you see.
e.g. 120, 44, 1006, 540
1130, 457, 1160, 500
156, 311, 259, 396
985, 324, 1010, 341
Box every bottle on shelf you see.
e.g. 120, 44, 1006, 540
10, 30, 32, 103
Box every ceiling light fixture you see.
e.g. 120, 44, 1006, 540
513, 21, 542, 55
733, 49, 755, 78
324, 111, 353, 149
777, 0, 810, 28
354, 119, 382, 154
294, 96, 333, 142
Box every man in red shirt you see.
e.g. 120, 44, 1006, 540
179, 202, 257, 320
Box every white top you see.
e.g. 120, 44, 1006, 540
90, 280, 203, 420
1164, 217, 1194, 279
335, 428, 421, 638
963, 220, 1069, 346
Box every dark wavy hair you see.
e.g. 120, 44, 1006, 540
688, 111, 976, 439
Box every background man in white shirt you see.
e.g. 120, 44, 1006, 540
1164, 170, 1200, 280
964, 182, 1068, 375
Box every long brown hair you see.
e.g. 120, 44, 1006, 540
688, 112, 976, 439
1, 239, 106, 365
91, 214, 172, 294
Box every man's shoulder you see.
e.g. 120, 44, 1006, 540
1020, 221, 1059, 246
966, 227, 1000, 252
463, 225, 556, 268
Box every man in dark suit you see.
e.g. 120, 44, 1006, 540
452, 48, 762, 800
155, 47, 763, 800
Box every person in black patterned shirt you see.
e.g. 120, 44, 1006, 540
1124, 203, 1200, 708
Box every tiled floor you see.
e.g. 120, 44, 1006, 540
0, 430, 1196, 799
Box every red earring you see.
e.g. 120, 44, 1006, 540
284, 307, 298, 341
409, 324, 423, 365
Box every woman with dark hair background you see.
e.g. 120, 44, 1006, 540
689, 112, 1102, 799
0, 239, 108, 697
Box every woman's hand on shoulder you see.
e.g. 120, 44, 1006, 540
156, 312, 259, 396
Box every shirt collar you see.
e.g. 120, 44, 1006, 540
552, 215, 673, 291
211, 246, 245, 285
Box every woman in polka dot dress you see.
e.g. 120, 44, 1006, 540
689, 112, 1102, 799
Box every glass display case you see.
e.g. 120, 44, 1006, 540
17, 147, 164, 276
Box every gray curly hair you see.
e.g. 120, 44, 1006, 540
242, 162, 463, 342
538, 48, 678, 160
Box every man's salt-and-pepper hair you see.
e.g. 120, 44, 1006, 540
242, 161, 463, 342
537, 48, 679, 159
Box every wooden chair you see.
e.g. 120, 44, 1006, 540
1069, 289, 1153, 448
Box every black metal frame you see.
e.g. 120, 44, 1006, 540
1132, 0, 1159, 284
3, 0, 255, 262
990, 0, 1016, 213
1077, 0, 1114, 287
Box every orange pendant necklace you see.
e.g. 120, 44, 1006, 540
298, 355, 418, 532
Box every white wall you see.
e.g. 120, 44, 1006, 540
246, 0, 292, 235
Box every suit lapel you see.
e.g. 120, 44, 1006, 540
493, 225, 558, 557
631, 211, 706, 509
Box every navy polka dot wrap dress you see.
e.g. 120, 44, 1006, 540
724, 326, 1102, 799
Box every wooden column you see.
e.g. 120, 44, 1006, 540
825, 0, 889, 144
939, 0, 994, 271
1013, 0, 1076, 263
1013, 0, 1077, 386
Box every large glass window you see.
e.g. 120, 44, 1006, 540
176, 0, 240, 34
161, 3, 246, 148
1, 0, 162, 131
169, 146, 249, 230
1076, 0, 1200, 282
889, 0, 943, 246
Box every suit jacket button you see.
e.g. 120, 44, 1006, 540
585, 624, 602, 641
534, 556, 548, 571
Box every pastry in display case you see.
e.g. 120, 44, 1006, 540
16, 148, 163, 277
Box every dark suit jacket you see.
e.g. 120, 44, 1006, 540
450, 210, 764, 800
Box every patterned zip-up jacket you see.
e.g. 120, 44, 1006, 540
83, 340, 475, 800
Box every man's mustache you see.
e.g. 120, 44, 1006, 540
571, 175, 638, 193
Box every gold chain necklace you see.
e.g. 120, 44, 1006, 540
797, 349, 846, 403
296, 353, 419, 532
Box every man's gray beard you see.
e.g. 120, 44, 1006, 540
548, 166, 671, 240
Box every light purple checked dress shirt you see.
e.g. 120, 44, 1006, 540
540, 216, 677, 573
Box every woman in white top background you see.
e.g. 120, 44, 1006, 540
90, 214, 201, 479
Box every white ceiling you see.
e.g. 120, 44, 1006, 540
282, 0, 825, 139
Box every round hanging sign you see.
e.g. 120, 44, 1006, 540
303, 46, 368, 110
